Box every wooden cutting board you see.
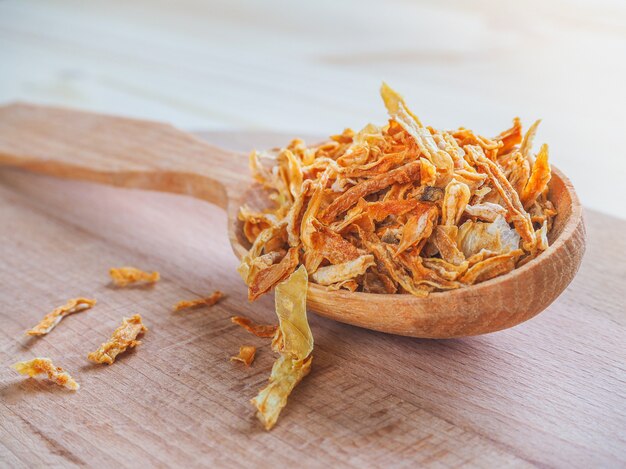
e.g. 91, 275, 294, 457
0, 131, 624, 468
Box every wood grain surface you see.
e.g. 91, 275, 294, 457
0, 131, 624, 468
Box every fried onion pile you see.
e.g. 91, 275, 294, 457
239, 84, 556, 298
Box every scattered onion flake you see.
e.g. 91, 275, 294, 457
87, 314, 147, 365
239, 83, 555, 298
230, 345, 256, 367
231, 315, 277, 338
173, 291, 224, 311
26, 298, 96, 336
109, 267, 160, 287
12, 358, 79, 390
252, 265, 313, 431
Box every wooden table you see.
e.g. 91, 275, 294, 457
0, 131, 624, 468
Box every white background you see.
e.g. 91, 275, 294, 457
2, 0, 625, 218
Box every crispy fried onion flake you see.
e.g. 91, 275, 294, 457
109, 267, 160, 287
231, 345, 256, 367
173, 291, 224, 311
12, 358, 79, 390
238, 84, 556, 298
88, 314, 147, 365
27, 298, 96, 336
231, 316, 277, 338
252, 266, 313, 430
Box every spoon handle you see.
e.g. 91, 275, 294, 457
0, 103, 248, 209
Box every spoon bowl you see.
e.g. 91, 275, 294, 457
229, 164, 584, 338
0, 103, 585, 338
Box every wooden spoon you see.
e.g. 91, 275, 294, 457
0, 103, 586, 338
